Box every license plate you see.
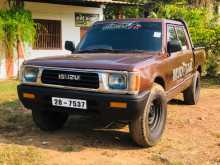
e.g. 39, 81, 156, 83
52, 97, 87, 110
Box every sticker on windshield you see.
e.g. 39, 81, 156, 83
153, 32, 161, 38
127, 23, 143, 30
102, 22, 143, 31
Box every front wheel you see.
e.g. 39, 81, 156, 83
129, 83, 167, 147
32, 109, 68, 131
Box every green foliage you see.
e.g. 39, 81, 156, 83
0, 10, 17, 50
104, 0, 146, 19
0, 17, 4, 43
0, 2, 36, 57
0, 145, 44, 165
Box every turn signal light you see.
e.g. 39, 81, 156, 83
23, 93, 35, 99
110, 102, 127, 108
129, 72, 140, 92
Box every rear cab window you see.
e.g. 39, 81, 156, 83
176, 26, 189, 50
167, 25, 177, 41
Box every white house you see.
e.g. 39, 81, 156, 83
0, 0, 133, 79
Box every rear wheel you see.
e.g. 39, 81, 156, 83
32, 109, 68, 131
129, 83, 167, 147
183, 71, 200, 105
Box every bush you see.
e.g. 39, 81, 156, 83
0, 8, 36, 51
0, 5, 36, 78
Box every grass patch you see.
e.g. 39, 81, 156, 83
0, 108, 32, 130
0, 80, 22, 110
201, 76, 220, 88
63, 145, 84, 152
0, 81, 32, 130
0, 81, 43, 164
0, 144, 44, 165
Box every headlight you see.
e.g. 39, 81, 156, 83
23, 67, 39, 83
108, 73, 127, 90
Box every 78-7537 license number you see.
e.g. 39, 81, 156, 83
52, 97, 87, 110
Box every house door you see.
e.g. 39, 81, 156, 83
80, 27, 88, 39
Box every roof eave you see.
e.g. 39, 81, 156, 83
24, 0, 143, 7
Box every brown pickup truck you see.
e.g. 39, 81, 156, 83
17, 18, 205, 147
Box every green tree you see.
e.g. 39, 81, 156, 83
0, 0, 36, 78
0, 17, 3, 41
104, 0, 147, 19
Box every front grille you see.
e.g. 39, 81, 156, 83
41, 69, 99, 89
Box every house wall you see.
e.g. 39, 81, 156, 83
0, 46, 6, 79
24, 2, 103, 59
0, 1, 103, 79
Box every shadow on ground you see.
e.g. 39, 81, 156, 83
168, 99, 185, 105
0, 96, 188, 152
0, 98, 141, 152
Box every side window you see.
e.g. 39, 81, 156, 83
167, 25, 177, 41
176, 27, 189, 50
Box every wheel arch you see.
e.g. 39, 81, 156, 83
154, 76, 166, 90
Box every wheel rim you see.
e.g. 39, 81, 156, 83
194, 76, 200, 101
148, 97, 162, 133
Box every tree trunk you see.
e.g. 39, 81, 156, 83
16, 38, 25, 78
5, 47, 14, 78
188, 0, 213, 7
17, 38, 24, 58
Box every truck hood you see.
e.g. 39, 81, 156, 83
24, 53, 157, 71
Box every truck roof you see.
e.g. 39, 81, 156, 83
95, 18, 184, 25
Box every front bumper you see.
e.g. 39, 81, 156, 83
17, 85, 149, 121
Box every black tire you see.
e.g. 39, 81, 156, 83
129, 83, 167, 147
183, 71, 200, 105
32, 109, 68, 131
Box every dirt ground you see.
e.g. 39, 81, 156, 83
0, 81, 220, 165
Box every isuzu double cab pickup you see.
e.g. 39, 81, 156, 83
18, 18, 205, 147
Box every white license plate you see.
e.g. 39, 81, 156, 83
52, 97, 87, 110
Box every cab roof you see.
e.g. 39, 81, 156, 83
95, 18, 184, 26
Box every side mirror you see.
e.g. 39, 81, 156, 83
167, 40, 182, 54
65, 41, 75, 53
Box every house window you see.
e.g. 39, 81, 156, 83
34, 19, 62, 49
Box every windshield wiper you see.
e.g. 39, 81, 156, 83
122, 49, 146, 53
76, 48, 124, 53
76, 46, 147, 53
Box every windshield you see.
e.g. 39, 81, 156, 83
76, 21, 162, 53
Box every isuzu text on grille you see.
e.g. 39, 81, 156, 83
58, 74, 81, 81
